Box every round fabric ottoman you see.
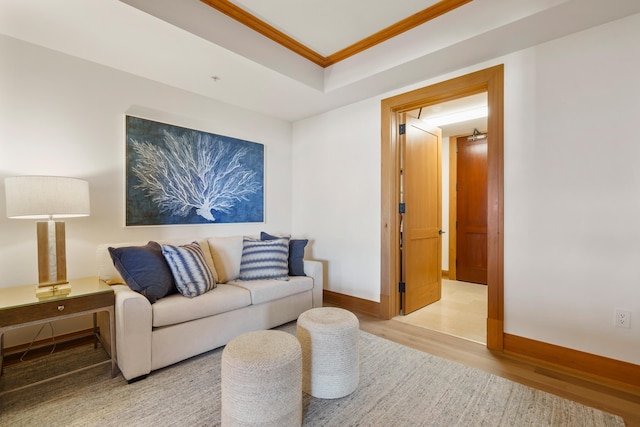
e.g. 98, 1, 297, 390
296, 307, 359, 399
221, 330, 302, 426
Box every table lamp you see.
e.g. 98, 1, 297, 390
4, 176, 90, 290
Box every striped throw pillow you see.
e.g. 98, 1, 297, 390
238, 237, 290, 281
162, 242, 216, 297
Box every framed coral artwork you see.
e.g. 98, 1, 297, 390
125, 115, 264, 226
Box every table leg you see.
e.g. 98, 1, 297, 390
108, 307, 116, 377
93, 312, 98, 349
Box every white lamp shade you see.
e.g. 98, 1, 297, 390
5, 176, 90, 219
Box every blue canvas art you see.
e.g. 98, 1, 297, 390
125, 116, 264, 226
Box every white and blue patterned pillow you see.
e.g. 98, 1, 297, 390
238, 237, 290, 281
162, 242, 216, 297
260, 232, 308, 276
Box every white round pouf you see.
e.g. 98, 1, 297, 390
297, 307, 359, 399
221, 330, 302, 426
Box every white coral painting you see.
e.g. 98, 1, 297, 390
125, 116, 264, 226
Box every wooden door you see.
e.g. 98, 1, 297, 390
456, 134, 488, 284
402, 117, 442, 314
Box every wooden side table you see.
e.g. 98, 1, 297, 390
0, 277, 116, 391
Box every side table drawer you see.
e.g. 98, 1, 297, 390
0, 292, 114, 327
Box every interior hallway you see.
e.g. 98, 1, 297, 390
394, 279, 488, 344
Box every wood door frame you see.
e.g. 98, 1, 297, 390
380, 65, 504, 350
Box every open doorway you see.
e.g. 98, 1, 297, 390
406, 92, 488, 283
396, 93, 489, 344
379, 65, 504, 350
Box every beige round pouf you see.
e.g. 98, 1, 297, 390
297, 307, 359, 399
221, 330, 302, 426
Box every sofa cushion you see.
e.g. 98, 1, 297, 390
108, 241, 175, 304
151, 284, 251, 327
227, 276, 313, 305
207, 236, 243, 283
162, 242, 217, 298
260, 231, 308, 276
238, 237, 289, 281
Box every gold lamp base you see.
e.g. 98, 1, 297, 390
37, 220, 68, 287
36, 283, 72, 299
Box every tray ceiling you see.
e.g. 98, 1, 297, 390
2, 0, 640, 121
203, 0, 470, 66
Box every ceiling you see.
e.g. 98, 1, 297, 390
200, 0, 469, 67
1, 0, 640, 122
224, 0, 445, 58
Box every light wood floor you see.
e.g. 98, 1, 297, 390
394, 279, 487, 344
343, 308, 640, 426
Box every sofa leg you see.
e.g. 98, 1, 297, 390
127, 374, 148, 384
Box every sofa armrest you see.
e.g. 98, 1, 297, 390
112, 284, 152, 381
303, 260, 323, 308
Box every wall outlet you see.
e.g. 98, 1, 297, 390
615, 309, 631, 329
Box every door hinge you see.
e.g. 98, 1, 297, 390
399, 124, 406, 135
399, 203, 406, 214
398, 281, 406, 293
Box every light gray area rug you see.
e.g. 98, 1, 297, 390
0, 323, 624, 426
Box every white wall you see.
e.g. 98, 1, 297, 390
292, 100, 381, 301
0, 35, 293, 345
292, 13, 640, 364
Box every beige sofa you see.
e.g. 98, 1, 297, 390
96, 235, 322, 382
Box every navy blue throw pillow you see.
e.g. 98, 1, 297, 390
260, 232, 308, 276
108, 241, 176, 303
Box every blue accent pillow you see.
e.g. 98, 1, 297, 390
260, 232, 308, 276
162, 242, 217, 298
239, 237, 290, 281
108, 241, 176, 304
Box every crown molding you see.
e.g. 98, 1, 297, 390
201, 0, 472, 68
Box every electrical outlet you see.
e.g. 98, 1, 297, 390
615, 309, 631, 329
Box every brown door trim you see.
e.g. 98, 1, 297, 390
380, 64, 504, 350
448, 135, 458, 281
